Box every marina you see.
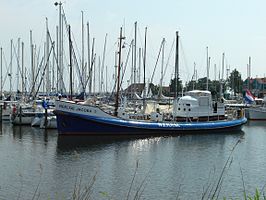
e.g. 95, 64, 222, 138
1, 0, 266, 199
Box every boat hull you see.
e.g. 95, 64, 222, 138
248, 107, 266, 120
54, 110, 247, 135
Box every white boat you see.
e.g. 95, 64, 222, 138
11, 103, 43, 125
174, 90, 226, 121
248, 97, 266, 120
0, 101, 17, 121
40, 115, 57, 129
31, 112, 44, 127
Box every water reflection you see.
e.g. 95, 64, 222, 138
57, 134, 161, 151
57, 130, 245, 150
1, 121, 264, 200
246, 120, 266, 127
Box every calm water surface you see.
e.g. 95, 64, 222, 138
0, 121, 266, 199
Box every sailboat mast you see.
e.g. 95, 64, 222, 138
174, 31, 179, 98
101, 33, 107, 93
138, 48, 141, 83
87, 22, 90, 96
17, 38, 20, 95
9, 40, 13, 94
57, 1, 63, 94
220, 53, 225, 99
114, 27, 125, 116
68, 25, 73, 100
98, 56, 101, 93
21, 42, 24, 95
206, 46, 209, 91
133, 21, 137, 96
81, 11, 85, 90
30, 30, 35, 96
142, 27, 147, 112
89, 38, 95, 95
159, 38, 165, 98
46, 18, 50, 95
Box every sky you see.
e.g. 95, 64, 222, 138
1, 0, 266, 92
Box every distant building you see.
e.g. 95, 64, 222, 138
123, 83, 145, 98
243, 77, 266, 97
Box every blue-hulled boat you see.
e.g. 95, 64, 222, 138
54, 99, 247, 135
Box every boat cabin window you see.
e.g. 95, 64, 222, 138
186, 104, 190, 106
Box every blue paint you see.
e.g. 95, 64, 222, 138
55, 110, 247, 135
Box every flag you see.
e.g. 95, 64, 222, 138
244, 89, 255, 104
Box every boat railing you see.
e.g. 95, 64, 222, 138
226, 108, 245, 120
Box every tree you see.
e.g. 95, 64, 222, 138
184, 77, 223, 100
149, 83, 159, 96
169, 78, 182, 96
228, 69, 243, 95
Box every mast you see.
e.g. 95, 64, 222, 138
192, 62, 196, 90
89, 38, 95, 95
101, 33, 107, 93
220, 53, 225, 99
138, 48, 141, 83
159, 38, 165, 99
30, 30, 35, 96
55, 1, 63, 94
248, 56, 251, 90
206, 46, 209, 91
9, 40, 13, 95
17, 38, 20, 95
133, 21, 137, 97
142, 27, 147, 112
56, 25, 59, 94
46, 18, 50, 95
68, 25, 73, 100
174, 31, 179, 98
81, 11, 85, 90
98, 56, 101, 93
114, 27, 125, 116
93, 54, 96, 95
21, 42, 24, 96
87, 21, 90, 96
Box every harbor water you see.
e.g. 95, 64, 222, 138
0, 121, 266, 199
